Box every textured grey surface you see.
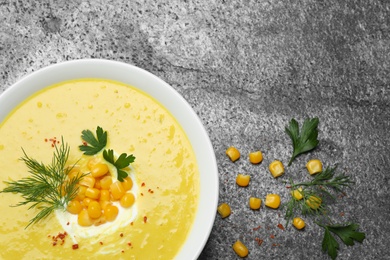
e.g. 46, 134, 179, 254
1, 0, 389, 259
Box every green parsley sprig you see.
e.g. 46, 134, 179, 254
285, 117, 319, 166
318, 222, 366, 260
0, 140, 84, 228
79, 126, 107, 155
103, 149, 135, 182
79, 126, 136, 182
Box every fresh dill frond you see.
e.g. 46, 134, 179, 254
0, 139, 84, 228
283, 166, 353, 226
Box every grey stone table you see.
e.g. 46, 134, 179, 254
1, 1, 389, 259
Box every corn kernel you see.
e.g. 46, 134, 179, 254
236, 174, 250, 187
122, 176, 133, 191
90, 163, 109, 178
68, 167, 81, 180
87, 201, 102, 219
249, 151, 263, 164
78, 209, 93, 227
82, 197, 95, 207
226, 146, 240, 162
293, 217, 305, 230
76, 185, 87, 201
104, 205, 119, 222
232, 240, 249, 258
306, 159, 323, 175
100, 175, 113, 190
265, 194, 281, 209
269, 160, 284, 178
67, 200, 82, 215
120, 192, 135, 208
99, 200, 111, 211
100, 189, 110, 201
85, 187, 100, 200
291, 187, 303, 200
306, 195, 322, 210
110, 181, 126, 200
87, 158, 99, 170
249, 197, 262, 210
217, 203, 231, 218
79, 175, 96, 188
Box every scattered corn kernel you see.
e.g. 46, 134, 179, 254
291, 187, 303, 200
90, 163, 109, 178
306, 195, 322, 210
217, 203, 231, 218
236, 174, 250, 187
306, 159, 323, 175
226, 146, 240, 162
269, 160, 284, 178
249, 151, 263, 164
232, 240, 249, 258
293, 217, 306, 230
265, 194, 281, 209
249, 197, 262, 210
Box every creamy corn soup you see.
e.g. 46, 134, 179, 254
0, 79, 199, 259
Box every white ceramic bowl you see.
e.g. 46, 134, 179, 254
0, 59, 219, 260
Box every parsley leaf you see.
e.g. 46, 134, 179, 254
319, 223, 365, 260
322, 228, 340, 260
285, 117, 319, 166
103, 149, 135, 182
79, 126, 107, 155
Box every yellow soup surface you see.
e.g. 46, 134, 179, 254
0, 79, 199, 259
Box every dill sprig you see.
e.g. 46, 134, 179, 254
0, 139, 84, 228
283, 166, 354, 225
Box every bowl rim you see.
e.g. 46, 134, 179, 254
0, 59, 219, 260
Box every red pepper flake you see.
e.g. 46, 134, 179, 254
122, 250, 125, 253
143, 216, 147, 223
277, 223, 285, 230
285, 185, 292, 189
72, 244, 79, 250
82, 141, 87, 146
141, 182, 145, 187
270, 234, 275, 239
253, 225, 261, 231
44, 138, 48, 142
127, 242, 132, 246
140, 193, 144, 196
67, 222, 70, 225
120, 233, 124, 237
100, 241, 103, 245
130, 222, 133, 226
254, 237, 264, 246
51, 232, 68, 246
